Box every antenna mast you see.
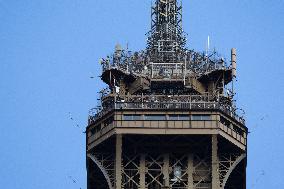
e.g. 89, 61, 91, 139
147, 0, 186, 63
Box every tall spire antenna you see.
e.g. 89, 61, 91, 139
208, 35, 210, 52
150, 0, 153, 29
146, 0, 186, 63
181, 0, 183, 30
206, 35, 210, 57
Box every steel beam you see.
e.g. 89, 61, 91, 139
187, 153, 194, 189
221, 153, 246, 189
163, 154, 170, 187
115, 134, 122, 189
139, 154, 146, 189
87, 154, 113, 189
212, 135, 220, 189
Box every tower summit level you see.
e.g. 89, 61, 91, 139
86, 1, 247, 189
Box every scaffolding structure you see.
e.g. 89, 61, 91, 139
86, 1, 247, 189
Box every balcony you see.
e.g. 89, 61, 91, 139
88, 99, 245, 126
87, 111, 247, 151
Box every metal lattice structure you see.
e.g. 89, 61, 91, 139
86, 1, 247, 189
146, 0, 186, 63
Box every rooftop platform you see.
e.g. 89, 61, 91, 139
87, 99, 247, 152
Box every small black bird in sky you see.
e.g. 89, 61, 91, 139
68, 112, 80, 128
260, 114, 269, 121
252, 170, 265, 188
68, 176, 85, 189
68, 112, 86, 134
68, 176, 76, 183
249, 114, 269, 133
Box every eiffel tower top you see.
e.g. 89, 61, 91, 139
94, 0, 245, 127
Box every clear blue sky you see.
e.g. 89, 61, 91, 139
0, 0, 283, 188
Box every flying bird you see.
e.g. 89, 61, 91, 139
68, 112, 85, 133
68, 176, 76, 183
260, 114, 268, 121
252, 170, 265, 188
249, 114, 269, 133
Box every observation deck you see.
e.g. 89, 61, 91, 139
87, 94, 247, 152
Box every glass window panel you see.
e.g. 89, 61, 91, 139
132, 115, 142, 120
123, 115, 133, 120
123, 114, 142, 120
145, 115, 166, 120
192, 115, 211, 121
169, 115, 179, 120
191, 115, 202, 121
201, 115, 211, 121
179, 115, 190, 120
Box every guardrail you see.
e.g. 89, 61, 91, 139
88, 101, 245, 125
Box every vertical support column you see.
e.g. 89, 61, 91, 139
119, 80, 126, 97
139, 154, 146, 189
187, 154, 194, 189
87, 159, 91, 189
243, 157, 247, 189
115, 134, 122, 189
212, 135, 220, 189
163, 154, 170, 188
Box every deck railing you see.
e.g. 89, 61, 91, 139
89, 101, 245, 125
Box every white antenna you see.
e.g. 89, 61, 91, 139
207, 35, 210, 52
206, 35, 210, 64
205, 35, 210, 56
